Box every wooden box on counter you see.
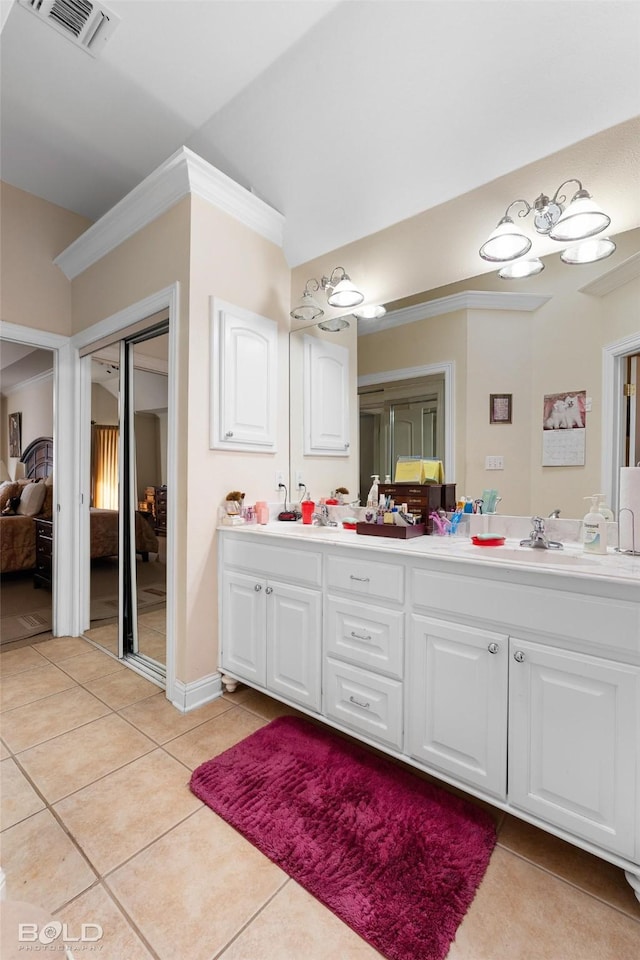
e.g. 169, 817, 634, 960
356, 522, 426, 539
378, 483, 457, 522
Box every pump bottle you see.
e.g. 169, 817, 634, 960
367, 475, 380, 507
582, 495, 608, 554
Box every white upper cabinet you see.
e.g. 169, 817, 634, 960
303, 334, 350, 456
210, 299, 277, 451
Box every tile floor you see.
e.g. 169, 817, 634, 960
1, 634, 639, 960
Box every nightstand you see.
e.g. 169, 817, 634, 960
34, 518, 53, 589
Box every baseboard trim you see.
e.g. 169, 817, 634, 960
170, 672, 223, 713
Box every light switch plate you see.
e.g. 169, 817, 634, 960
485, 455, 504, 470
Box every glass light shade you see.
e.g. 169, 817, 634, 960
479, 217, 532, 262
549, 194, 610, 242
498, 258, 545, 279
326, 277, 365, 308
290, 292, 323, 321
560, 237, 616, 265
353, 304, 386, 320
317, 315, 350, 332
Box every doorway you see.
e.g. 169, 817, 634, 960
82, 321, 168, 683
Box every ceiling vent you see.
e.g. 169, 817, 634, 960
19, 0, 120, 56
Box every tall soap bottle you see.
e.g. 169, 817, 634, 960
582, 495, 608, 554
367, 475, 379, 507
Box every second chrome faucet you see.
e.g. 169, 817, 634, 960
520, 516, 563, 550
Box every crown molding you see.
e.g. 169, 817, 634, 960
54, 147, 285, 280
357, 290, 551, 337
578, 252, 640, 297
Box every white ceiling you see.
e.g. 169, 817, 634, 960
1, 0, 639, 267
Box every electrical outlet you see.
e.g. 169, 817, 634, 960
275, 471, 286, 490
295, 471, 305, 490
485, 455, 504, 470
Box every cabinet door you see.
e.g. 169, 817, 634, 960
210, 300, 277, 450
509, 638, 638, 857
266, 582, 322, 711
407, 616, 508, 799
303, 334, 350, 455
220, 571, 266, 686
325, 657, 403, 751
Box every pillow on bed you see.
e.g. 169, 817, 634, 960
40, 483, 54, 519
17, 481, 47, 517
0, 481, 20, 512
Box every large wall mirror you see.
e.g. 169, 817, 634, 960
290, 228, 640, 520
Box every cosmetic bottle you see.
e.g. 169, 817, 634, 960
301, 495, 315, 524
367, 475, 380, 507
255, 501, 269, 525
582, 495, 608, 554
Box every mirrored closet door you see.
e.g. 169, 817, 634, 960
83, 319, 168, 683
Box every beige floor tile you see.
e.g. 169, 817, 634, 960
56, 883, 155, 959
84, 668, 160, 710
1, 808, 97, 913
0, 686, 111, 753
498, 814, 640, 920
235, 688, 305, 722
219, 879, 384, 959
108, 807, 286, 960
136, 625, 166, 665
0, 662, 77, 713
447, 846, 640, 960
18, 713, 154, 803
32, 635, 94, 663
0, 757, 45, 829
0, 738, 10, 759
163, 705, 266, 771
120, 691, 233, 744
0, 645, 48, 677
55, 749, 202, 874
57, 649, 124, 683
85, 623, 119, 655
138, 608, 166, 632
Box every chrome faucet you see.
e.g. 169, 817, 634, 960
312, 504, 338, 527
520, 516, 563, 550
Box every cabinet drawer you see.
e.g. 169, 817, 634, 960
326, 554, 404, 603
326, 596, 404, 678
222, 537, 322, 586
324, 657, 403, 750
36, 537, 52, 559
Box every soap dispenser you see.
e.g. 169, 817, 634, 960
582, 495, 608, 554
595, 494, 615, 522
367, 475, 380, 507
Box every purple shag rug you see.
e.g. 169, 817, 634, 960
190, 715, 496, 960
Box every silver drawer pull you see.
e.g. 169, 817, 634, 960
225, 430, 234, 437
350, 630, 372, 642
349, 575, 370, 583
349, 695, 370, 710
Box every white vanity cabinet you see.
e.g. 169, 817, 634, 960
406, 616, 508, 799
303, 334, 350, 455
323, 552, 405, 750
508, 637, 638, 858
220, 536, 322, 711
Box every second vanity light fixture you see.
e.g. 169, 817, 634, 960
479, 178, 616, 279
290, 267, 364, 322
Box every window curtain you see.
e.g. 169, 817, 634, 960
91, 425, 119, 510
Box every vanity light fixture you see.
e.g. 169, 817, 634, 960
480, 179, 615, 278
290, 267, 364, 321
352, 303, 387, 320
317, 316, 351, 332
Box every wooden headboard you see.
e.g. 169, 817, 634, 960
20, 436, 53, 480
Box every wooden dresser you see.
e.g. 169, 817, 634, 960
154, 485, 167, 536
34, 518, 53, 589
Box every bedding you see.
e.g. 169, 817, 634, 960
0, 506, 159, 574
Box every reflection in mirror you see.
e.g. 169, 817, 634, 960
359, 375, 444, 499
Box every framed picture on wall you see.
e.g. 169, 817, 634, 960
489, 394, 512, 424
8, 412, 22, 457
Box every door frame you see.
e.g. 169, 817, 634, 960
72, 283, 180, 701
602, 331, 640, 513
0, 321, 75, 637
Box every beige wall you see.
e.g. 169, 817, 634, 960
185, 195, 291, 684
0, 182, 91, 335
0, 373, 54, 478
91, 383, 118, 425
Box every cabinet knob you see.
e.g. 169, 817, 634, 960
488, 642, 499, 654
265, 586, 273, 595
254, 584, 262, 592
344, 442, 350, 449
513, 650, 525, 663
225, 431, 234, 437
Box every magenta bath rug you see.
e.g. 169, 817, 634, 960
190, 715, 496, 960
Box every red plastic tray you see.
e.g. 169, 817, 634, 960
471, 535, 505, 547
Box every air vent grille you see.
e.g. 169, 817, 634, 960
19, 0, 120, 56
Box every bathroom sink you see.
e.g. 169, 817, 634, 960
463, 546, 599, 566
